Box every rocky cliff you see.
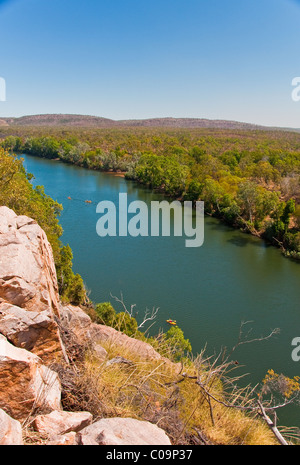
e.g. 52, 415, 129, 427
0, 206, 173, 445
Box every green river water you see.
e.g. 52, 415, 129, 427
21, 154, 300, 430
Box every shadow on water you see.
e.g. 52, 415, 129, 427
226, 234, 274, 249
205, 217, 276, 250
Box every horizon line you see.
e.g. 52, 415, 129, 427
1, 112, 299, 131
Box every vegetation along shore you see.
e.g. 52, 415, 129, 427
1, 118, 300, 260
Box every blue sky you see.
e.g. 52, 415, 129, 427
0, 0, 300, 127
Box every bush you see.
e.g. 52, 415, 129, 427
56, 245, 86, 305
164, 326, 192, 362
94, 303, 141, 337
94, 302, 116, 325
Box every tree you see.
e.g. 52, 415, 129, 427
0, 148, 87, 304
281, 199, 296, 233
202, 178, 226, 214
56, 245, 86, 305
237, 180, 260, 224
94, 300, 140, 337
185, 179, 203, 203
95, 302, 116, 326
164, 326, 192, 362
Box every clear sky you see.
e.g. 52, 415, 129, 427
0, 0, 300, 127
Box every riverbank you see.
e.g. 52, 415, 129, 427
17, 146, 300, 263
1, 128, 299, 260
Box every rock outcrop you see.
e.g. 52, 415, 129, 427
0, 207, 60, 316
32, 410, 93, 437
0, 300, 63, 362
77, 418, 172, 446
0, 206, 173, 445
60, 304, 163, 361
0, 334, 61, 421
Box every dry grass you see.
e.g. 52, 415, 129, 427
50, 332, 278, 446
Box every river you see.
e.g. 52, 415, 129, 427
20, 154, 300, 429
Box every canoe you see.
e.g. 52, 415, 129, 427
166, 319, 177, 325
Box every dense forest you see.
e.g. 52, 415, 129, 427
1, 125, 300, 259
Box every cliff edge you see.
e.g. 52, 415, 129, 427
0, 206, 172, 445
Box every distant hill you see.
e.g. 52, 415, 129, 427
0, 114, 116, 128
0, 113, 298, 132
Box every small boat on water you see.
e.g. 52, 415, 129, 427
85, 200, 92, 203
166, 319, 177, 326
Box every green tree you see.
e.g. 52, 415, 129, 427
54, 245, 86, 305
185, 179, 203, 203
281, 198, 296, 233
164, 326, 192, 362
95, 302, 116, 325
237, 180, 260, 224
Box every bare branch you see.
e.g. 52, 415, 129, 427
223, 321, 280, 363
110, 292, 159, 331
110, 292, 136, 317
257, 400, 289, 446
137, 306, 160, 329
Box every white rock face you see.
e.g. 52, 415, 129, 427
0, 300, 63, 362
0, 408, 23, 445
0, 206, 60, 316
32, 410, 93, 437
77, 417, 172, 445
59, 304, 92, 340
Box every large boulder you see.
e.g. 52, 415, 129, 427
90, 324, 163, 362
77, 417, 172, 445
0, 300, 63, 363
59, 304, 93, 342
59, 305, 181, 371
32, 410, 93, 437
0, 408, 23, 445
0, 334, 61, 421
0, 207, 60, 317
60, 304, 162, 361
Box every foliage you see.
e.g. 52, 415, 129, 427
1, 125, 300, 257
163, 325, 192, 361
262, 369, 300, 400
94, 301, 142, 337
94, 299, 191, 361
56, 245, 86, 305
54, 318, 280, 446
94, 302, 116, 326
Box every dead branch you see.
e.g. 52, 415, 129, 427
257, 400, 289, 446
110, 292, 159, 330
